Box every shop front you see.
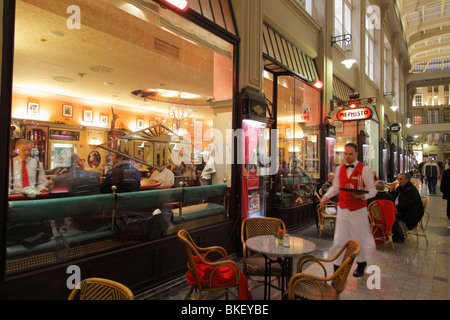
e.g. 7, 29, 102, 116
331, 93, 380, 178
239, 22, 323, 228
1, 0, 240, 299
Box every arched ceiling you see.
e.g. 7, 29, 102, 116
397, 0, 450, 73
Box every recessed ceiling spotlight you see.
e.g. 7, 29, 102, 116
104, 82, 114, 86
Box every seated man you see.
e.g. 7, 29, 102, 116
100, 152, 141, 193
319, 172, 338, 203
367, 180, 395, 207
50, 153, 100, 196
150, 166, 175, 189
389, 173, 424, 242
50, 154, 106, 232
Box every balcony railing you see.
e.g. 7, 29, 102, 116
412, 58, 450, 73
410, 113, 450, 125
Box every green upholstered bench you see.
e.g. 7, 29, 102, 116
6, 184, 228, 261
172, 184, 228, 223
7, 193, 115, 259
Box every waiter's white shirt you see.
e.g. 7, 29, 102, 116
323, 160, 377, 202
9, 156, 48, 192
323, 160, 377, 263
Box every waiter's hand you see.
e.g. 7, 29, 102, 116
319, 196, 328, 207
350, 191, 365, 199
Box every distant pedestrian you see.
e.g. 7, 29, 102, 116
423, 158, 439, 194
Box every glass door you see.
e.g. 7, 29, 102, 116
263, 74, 321, 212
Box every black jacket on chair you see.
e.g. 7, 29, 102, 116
390, 181, 424, 230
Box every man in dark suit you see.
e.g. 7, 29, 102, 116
100, 152, 141, 193
389, 173, 424, 242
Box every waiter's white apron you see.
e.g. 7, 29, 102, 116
328, 206, 376, 264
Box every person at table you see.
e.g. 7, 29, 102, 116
319, 172, 338, 203
50, 153, 100, 196
9, 139, 47, 196
320, 143, 376, 278
150, 166, 175, 189
367, 180, 395, 207
100, 152, 140, 193
389, 173, 424, 243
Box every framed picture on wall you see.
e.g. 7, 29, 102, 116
285, 127, 291, 138
83, 110, 93, 122
150, 121, 156, 127
100, 115, 108, 127
62, 104, 73, 118
27, 102, 39, 116
137, 118, 144, 129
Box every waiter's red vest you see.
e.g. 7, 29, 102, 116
338, 162, 367, 211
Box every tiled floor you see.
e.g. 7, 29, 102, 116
137, 183, 449, 300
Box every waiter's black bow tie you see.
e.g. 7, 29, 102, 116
346, 164, 355, 169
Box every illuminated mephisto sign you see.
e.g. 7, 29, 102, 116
98, 124, 188, 170
336, 107, 373, 121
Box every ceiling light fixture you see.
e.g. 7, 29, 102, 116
162, 0, 188, 11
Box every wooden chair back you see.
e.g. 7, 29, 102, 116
68, 277, 134, 300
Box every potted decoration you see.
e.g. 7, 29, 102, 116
275, 229, 285, 245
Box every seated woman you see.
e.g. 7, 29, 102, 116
367, 180, 395, 207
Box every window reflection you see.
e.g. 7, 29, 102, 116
7, 0, 234, 274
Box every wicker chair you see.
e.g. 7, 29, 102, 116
241, 217, 286, 292
314, 192, 337, 238
286, 240, 360, 300
68, 278, 134, 300
177, 229, 241, 300
368, 200, 395, 250
404, 196, 430, 244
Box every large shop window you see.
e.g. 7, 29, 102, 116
7, 0, 234, 275
266, 75, 321, 207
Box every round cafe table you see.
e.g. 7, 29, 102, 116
245, 235, 316, 300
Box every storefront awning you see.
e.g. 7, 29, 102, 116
332, 76, 354, 102
152, 0, 238, 41
188, 0, 237, 37
262, 22, 319, 82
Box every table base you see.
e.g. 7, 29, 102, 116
263, 255, 292, 300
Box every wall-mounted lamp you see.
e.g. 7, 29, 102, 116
331, 34, 352, 46
312, 80, 324, 90
384, 91, 396, 98
332, 34, 356, 69
406, 118, 412, 128
342, 50, 357, 69
384, 92, 399, 111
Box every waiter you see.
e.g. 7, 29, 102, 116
9, 139, 47, 194
320, 143, 376, 277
